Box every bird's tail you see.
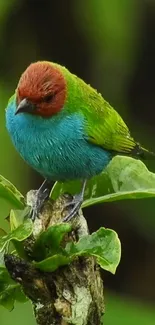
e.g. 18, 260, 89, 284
131, 143, 155, 160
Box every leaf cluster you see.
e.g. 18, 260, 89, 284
0, 156, 155, 310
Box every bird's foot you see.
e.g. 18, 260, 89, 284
30, 188, 49, 221
62, 193, 84, 222
62, 180, 87, 222
30, 180, 52, 221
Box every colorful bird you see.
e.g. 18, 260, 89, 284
5, 61, 153, 221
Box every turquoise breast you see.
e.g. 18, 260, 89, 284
6, 99, 112, 181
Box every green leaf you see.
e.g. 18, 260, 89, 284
83, 189, 155, 207
0, 228, 7, 236
9, 207, 30, 231
0, 266, 27, 310
50, 180, 82, 200
8, 209, 31, 258
33, 223, 72, 260
0, 218, 33, 252
83, 156, 155, 207
66, 227, 121, 274
0, 251, 5, 266
0, 174, 25, 209
35, 227, 121, 274
51, 156, 155, 208
34, 254, 71, 272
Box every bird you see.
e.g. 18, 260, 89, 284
5, 61, 154, 221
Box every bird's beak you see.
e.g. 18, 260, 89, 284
15, 98, 36, 115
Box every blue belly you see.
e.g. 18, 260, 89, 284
6, 100, 112, 181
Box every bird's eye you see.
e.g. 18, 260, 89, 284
44, 94, 54, 103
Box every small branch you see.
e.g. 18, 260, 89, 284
5, 191, 104, 325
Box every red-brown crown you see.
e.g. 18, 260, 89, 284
16, 61, 67, 117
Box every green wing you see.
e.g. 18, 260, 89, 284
82, 87, 137, 154
61, 65, 136, 154
60, 64, 151, 157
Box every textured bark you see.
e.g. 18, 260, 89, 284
5, 191, 104, 325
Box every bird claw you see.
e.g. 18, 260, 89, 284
30, 206, 40, 222
29, 182, 52, 221
62, 180, 87, 222
62, 193, 83, 222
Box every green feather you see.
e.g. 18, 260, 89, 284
42, 62, 152, 157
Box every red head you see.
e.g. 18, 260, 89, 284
16, 61, 67, 117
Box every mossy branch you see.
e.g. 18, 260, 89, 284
5, 191, 104, 325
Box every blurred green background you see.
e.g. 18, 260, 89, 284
1, 0, 155, 324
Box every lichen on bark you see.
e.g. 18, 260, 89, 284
5, 191, 104, 325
